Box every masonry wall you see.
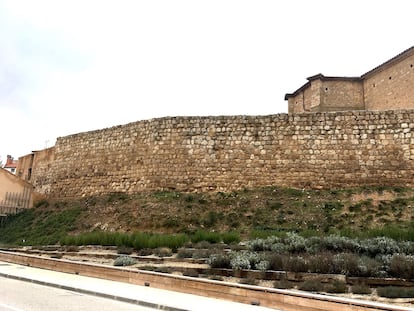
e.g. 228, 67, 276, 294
320, 80, 364, 111
287, 92, 305, 113
363, 53, 414, 111
29, 110, 414, 198
18, 147, 55, 195
287, 79, 364, 114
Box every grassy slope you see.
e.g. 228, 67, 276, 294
0, 186, 413, 245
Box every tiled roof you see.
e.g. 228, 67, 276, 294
4, 162, 17, 169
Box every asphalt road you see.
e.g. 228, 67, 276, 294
0, 276, 155, 311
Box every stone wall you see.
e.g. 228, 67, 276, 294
18, 147, 55, 195
29, 110, 414, 198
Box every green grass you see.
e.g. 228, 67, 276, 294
1, 186, 414, 246
0, 206, 82, 245
334, 224, 414, 241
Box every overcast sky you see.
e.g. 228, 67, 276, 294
0, 0, 412, 163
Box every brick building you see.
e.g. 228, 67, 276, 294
285, 46, 414, 113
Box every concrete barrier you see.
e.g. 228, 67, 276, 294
0, 251, 410, 311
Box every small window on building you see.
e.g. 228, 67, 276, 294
325, 87, 328, 91
411, 64, 413, 68
372, 83, 376, 87
389, 76, 392, 80
11, 168, 15, 173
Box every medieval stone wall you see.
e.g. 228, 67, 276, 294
29, 110, 414, 198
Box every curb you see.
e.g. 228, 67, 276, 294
0, 271, 189, 311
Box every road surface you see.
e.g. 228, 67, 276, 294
0, 276, 155, 311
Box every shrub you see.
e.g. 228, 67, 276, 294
147, 233, 188, 251
284, 232, 306, 253
377, 286, 414, 298
176, 248, 194, 259
137, 248, 153, 256
298, 280, 324, 292
270, 243, 288, 253
307, 253, 335, 274
192, 249, 215, 259
332, 253, 360, 276
194, 241, 212, 249
356, 256, 382, 277
222, 231, 240, 245
399, 241, 414, 255
389, 254, 414, 279
208, 254, 231, 269
113, 255, 137, 266
360, 237, 400, 257
325, 280, 348, 294
153, 247, 172, 257
267, 253, 285, 271
230, 254, 251, 270
154, 267, 171, 274
284, 255, 308, 273
322, 235, 360, 253
255, 260, 270, 271
191, 230, 221, 244
248, 236, 280, 252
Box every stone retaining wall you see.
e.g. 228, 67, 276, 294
28, 110, 414, 197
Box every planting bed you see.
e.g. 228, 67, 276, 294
4, 245, 414, 308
